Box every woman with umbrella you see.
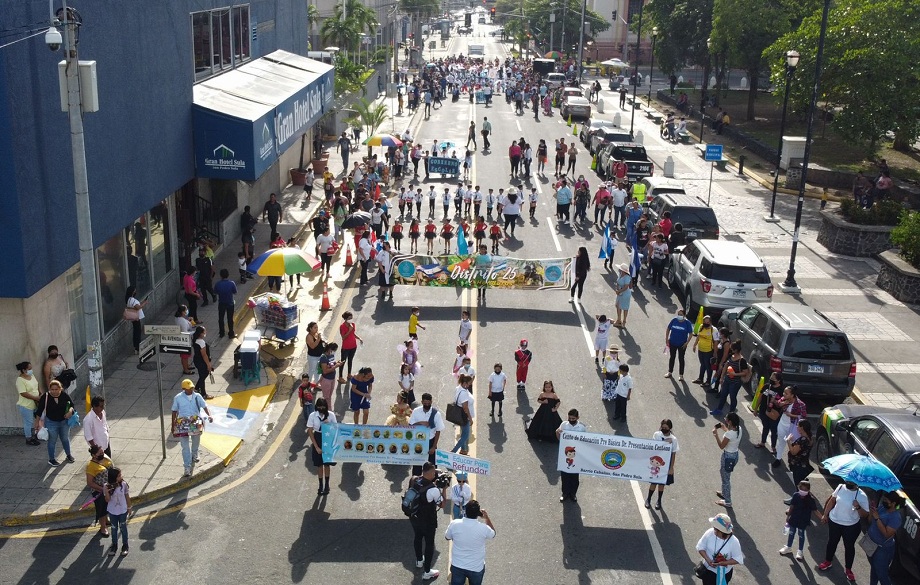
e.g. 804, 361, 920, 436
817, 479, 870, 579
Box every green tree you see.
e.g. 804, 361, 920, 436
765, 0, 920, 151
344, 98, 390, 157
494, 0, 609, 56
645, 0, 714, 91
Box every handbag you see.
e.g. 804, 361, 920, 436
858, 533, 879, 556
55, 368, 78, 387
695, 537, 731, 578
123, 307, 140, 321
445, 390, 469, 425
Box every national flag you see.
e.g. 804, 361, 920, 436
693, 306, 705, 335
630, 240, 640, 278
457, 225, 469, 255
598, 222, 615, 259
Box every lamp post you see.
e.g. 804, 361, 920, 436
628, 0, 645, 138
549, 10, 556, 53
782, 0, 831, 292
560, 0, 568, 56
647, 26, 658, 105
55, 1, 105, 400
766, 50, 800, 222
699, 37, 712, 145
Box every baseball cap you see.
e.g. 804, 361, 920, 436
181, 379, 195, 390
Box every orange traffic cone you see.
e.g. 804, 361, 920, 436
345, 245, 354, 267
320, 283, 331, 311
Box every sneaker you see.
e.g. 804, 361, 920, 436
844, 569, 855, 581
26, 438, 40, 446
422, 569, 440, 580
664, 372, 672, 378
183, 468, 191, 477
65, 455, 75, 463
772, 460, 782, 468
795, 551, 804, 561
817, 561, 833, 571
709, 409, 723, 416
416, 557, 424, 569
120, 546, 129, 557
716, 491, 724, 499
49, 459, 59, 467
108, 544, 117, 556
716, 499, 732, 508
194, 454, 201, 463
779, 546, 792, 555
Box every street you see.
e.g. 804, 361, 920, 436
1, 23, 911, 585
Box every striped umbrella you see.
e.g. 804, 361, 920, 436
544, 51, 563, 60
247, 247, 321, 276
363, 134, 403, 148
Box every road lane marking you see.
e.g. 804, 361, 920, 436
572, 302, 597, 357
629, 481, 676, 585
547, 217, 562, 252
515, 119, 521, 132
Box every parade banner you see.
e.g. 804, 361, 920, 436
321, 423, 430, 464
557, 431, 673, 483
435, 449, 492, 476
387, 253, 572, 290
428, 157, 461, 176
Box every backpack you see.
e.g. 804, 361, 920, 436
401, 477, 431, 517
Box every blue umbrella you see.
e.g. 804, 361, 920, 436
821, 454, 902, 491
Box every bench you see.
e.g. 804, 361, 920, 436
695, 144, 729, 171
676, 131, 692, 144
649, 112, 665, 125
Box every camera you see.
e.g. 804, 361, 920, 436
714, 423, 722, 429
433, 470, 452, 489
45, 27, 62, 51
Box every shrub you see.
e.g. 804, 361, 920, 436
891, 210, 920, 268
676, 80, 696, 88
839, 198, 902, 226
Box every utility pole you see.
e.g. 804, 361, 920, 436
576, 0, 587, 84
560, 0, 567, 55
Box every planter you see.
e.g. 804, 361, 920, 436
289, 168, 308, 186
311, 154, 329, 175
816, 209, 894, 257
876, 249, 920, 303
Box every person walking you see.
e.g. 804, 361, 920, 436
692, 315, 718, 388
408, 462, 445, 581
409, 393, 445, 474
307, 397, 337, 495
124, 286, 148, 353
214, 269, 238, 339
710, 341, 751, 416
570, 246, 590, 302
864, 491, 902, 585
338, 311, 362, 382
713, 412, 741, 508
444, 500, 496, 584
556, 409, 587, 502
696, 514, 744, 585
499, 190, 522, 238
450, 375, 474, 455
450, 473, 473, 520
664, 309, 693, 381
481, 117, 491, 150
84, 395, 111, 457
649, 234, 669, 287
103, 466, 131, 557
195, 247, 217, 306
262, 192, 283, 241
191, 326, 214, 400
514, 340, 533, 392
645, 419, 679, 510
15, 361, 42, 446
171, 379, 214, 477
466, 121, 477, 149
182, 266, 202, 323
779, 479, 823, 561
818, 480, 870, 580
34, 379, 76, 466
612, 364, 633, 422
349, 367, 374, 425
487, 363, 507, 418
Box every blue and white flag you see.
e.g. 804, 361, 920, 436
457, 224, 469, 255
630, 236, 641, 278
599, 222, 616, 259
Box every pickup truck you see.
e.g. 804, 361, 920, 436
817, 404, 920, 579
596, 142, 654, 182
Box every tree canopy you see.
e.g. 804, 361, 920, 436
493, 0, 609, 55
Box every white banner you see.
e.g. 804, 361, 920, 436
557, 431, 673, 483
435, 450, 491, 476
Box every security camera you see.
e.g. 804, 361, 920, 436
45, 27, 62, 51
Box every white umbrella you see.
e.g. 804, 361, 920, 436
601, 58, 630, 69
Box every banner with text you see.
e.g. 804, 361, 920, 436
428, 157, 461, 176
435, 450, 492, 476
322, 424, 430, 465
389, 253, 572, 290
557, 431, 673, 483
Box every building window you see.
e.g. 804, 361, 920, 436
96, 232, 128, 335
149, 199, 174, 286
65, 264, 87, 360
192, 5, 251, 81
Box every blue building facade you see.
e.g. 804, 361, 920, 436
0, 0, 314, 432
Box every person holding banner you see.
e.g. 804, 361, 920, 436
556, 409, 587, 502
410, 393, 445, 474
696, 513, 744, 585
450, 473, 473, 520
307, 398, 337, 495
646, 419, 679, 510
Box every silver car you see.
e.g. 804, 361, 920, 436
669, 240, 773, 315
561, 96, 591, 120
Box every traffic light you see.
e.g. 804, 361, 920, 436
491, 7, 495, 17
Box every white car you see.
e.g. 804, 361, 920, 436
561, 96, 591, 120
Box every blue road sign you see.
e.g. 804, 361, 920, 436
705, 144, 724, 161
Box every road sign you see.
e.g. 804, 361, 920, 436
158, 332, 192, 354
145, 324, 180, 335
138, 336, 156, 364
704, 144, 724, 162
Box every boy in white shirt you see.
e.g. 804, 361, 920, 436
428, 186, 438, 218
457, 357, 476, 382
529, 187, 539, 218
450, 472, 473, 519
487, 363, 507, 417
472, 187, 483, 218
486, 189, 496, 217
614, 364, 633, 422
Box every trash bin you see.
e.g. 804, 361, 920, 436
664, 156, 675, 178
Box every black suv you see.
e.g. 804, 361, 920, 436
817, 404, 920, 579
648, 193, 719, 242
719, 303, 856, 399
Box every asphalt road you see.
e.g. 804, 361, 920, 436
0, 26, 906, 585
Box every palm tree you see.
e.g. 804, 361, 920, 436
320, 17, 360, 53
345, 98, 390, 157
306, 2, 319, 50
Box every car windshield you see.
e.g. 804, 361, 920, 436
709, 264, 771, 284
782, 332, 851, 360
672, 207, 717, 226
613, 146, 646, 158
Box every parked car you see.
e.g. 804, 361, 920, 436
648, 193, 719, 242
545, 72, 567, 88
638, 176, 686, 207
718, 302, 856, 399
579, 119, 618, 147
596, 142, 654, 182
588, 128, 633, 155
669, 240, 773, 317
490, 27, 504, 37
561, 96, 591, 120
815, 404, 920, 580
556, 86, 584, 106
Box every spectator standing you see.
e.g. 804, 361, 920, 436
85, 444, 112, 537
338, 311, 362, 382
863, 491, 902, 585
337, 132, 351, 172
779, 479, 823, 561
817, 481, 870, 580
445, 500, 496, 584
214, 269, 238, 339
182, 266, 202, 322
103, 467, 131, 557
15, 361, 42, 446
664, 309, 693, 381
195, 248, 217, 306
358, 232, 373, 286
191, 326, 214, 400
696, 514, 744, 585
34, 380, 76, 466
713, 412, 741, 509
773, 385, 807, 468
754, 372, 783, 453
84, 395, 111, 457
556, 409, 587, 502
450, 375, 475, 455
570, 246, 590, 302
692, 315, 718, 388
409, 462, 445, 581
710, 341, 751, 416
612, 364, 633, 422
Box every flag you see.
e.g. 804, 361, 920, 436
598, 223, 615, 259
457, 225, 469, 255
750, 376, 766, 411
630, 240, 640, 278
693, 306, 704, 335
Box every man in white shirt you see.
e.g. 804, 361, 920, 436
358, 232, 373, 286
444, 500, 496, 583
556, 409, 587, 502
84, 395, 111, 456
410, 393, 445, 473
610, 183, 628, 229
370, 202, 385, 239
376, 241, 395, 300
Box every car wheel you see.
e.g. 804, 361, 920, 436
746, 364, 761, 395
684, 289, 699, 315
814, 433, 831, 471
668, 268, 679, 291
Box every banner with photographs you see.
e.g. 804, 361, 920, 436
386, 253, 572, 290
321, 423, 431, 465
557, 431, 674, 484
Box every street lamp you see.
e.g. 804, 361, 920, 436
647, 26, 658, 105
628, 0, 645, 138
782, 0, 832, 292
766, 50, 800, 222
549, 9, 556, 53
699, 37, 712, 145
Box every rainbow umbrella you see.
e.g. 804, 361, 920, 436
247, 247, 321, 276
544, 51, 562, 60
363, 134, 403, 148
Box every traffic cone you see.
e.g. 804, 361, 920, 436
572, 123, 578, 136
345, 245, 354, 267
567, 114, 572, 127
320, 283, 331, 311
591, 155, 597, 170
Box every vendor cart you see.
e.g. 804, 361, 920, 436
249, 293, 299, 347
